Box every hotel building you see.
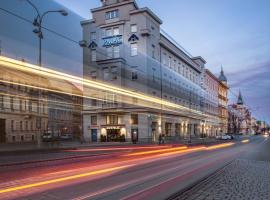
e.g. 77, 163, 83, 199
81, 0, 213, 142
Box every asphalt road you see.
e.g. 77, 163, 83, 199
0, 136, 267, 200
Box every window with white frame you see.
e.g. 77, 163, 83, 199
113, 27, 119, 35
106, 47, 113, 58
131, 24, 137, 33
131, 43, 138, 56
90, 32, 96, 40
113, 46, 120, 58
168, 56, 172, 68
105, 10, 119, 20
91, 49, 96, 61
103, 67, 110, 80
162, 53, 167, 65
106, 29, 113, 37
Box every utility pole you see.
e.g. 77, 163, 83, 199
23, 0, 68, 147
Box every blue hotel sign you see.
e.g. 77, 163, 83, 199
102, 35, 122, 47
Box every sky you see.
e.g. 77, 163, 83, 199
0, 0, 269, 122
54, 0, 270, 122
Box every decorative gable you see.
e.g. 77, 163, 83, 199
89, 41, 98, 49
128, 34, 139, 42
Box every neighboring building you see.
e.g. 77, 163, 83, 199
81, 0, 208, 143
218, 67, 229, 134
228, 91, 252, 135
47, 91, 82, 140
0, 56, 83, 143
202, 69, 220, 137
0, 58, 48, 143
228, 104, 241, 134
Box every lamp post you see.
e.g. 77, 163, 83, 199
24, 0, 68, 147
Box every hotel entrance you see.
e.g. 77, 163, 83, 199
106, 128, 122, 142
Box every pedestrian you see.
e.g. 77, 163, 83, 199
162, 134, 165, 144
158, 134, 162, 145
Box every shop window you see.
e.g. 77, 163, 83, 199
165, 123, 172, 136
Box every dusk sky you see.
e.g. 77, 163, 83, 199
55, 0, 270, 122
0, 0, 269, 122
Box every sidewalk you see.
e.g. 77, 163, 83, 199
171, 159, 270, 200
0, 137, 229, 155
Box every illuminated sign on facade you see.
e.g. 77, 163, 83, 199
102, 35, 122, 47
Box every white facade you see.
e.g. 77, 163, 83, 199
81, 0, 214, 143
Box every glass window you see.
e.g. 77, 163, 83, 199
106, 115, 118, 125
107, 47, 113, 58
132, 71, 138, 80
90, 32, 96, 40
105, 10, 119, 20
91, 116, 97, 125
152, 45, 155, 59
90, 71, 97, 79
91, 50, 96, 61
106, 29, 112, 37
162, 53, 166, 65
111, 66, 118, 80
113, 46, 120, 58
131, 24, 137, 33
103, 67, 110, 80
131, 114, 138, 125
168, 56, 172, 68
131, 43, 138, 56
113, 27, 119, 36
0, 95, 3, 109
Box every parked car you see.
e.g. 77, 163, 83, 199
60, 133, 73, 140
221, 135, 232, 140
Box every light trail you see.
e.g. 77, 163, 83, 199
64, 145, 171, 152
0, 55, 207, 119
0, 165, 131, 194
125, 146, 188, 156
241, 139, 249, 143
206, 142, 235, 150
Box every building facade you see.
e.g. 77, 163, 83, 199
202, 69, 220, 137
0, 58, 48, 143
0, 56, 82, 143
218, 68, 229, 134
81, 0, 210, 143
228, 91, 252, 135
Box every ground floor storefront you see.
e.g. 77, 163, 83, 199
83, 111, 219, 143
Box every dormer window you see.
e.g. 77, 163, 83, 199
105, 10, 119, 20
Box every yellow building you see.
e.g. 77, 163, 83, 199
218, 67, 229, 134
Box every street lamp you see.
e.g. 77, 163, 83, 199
23, 0, 68, 147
